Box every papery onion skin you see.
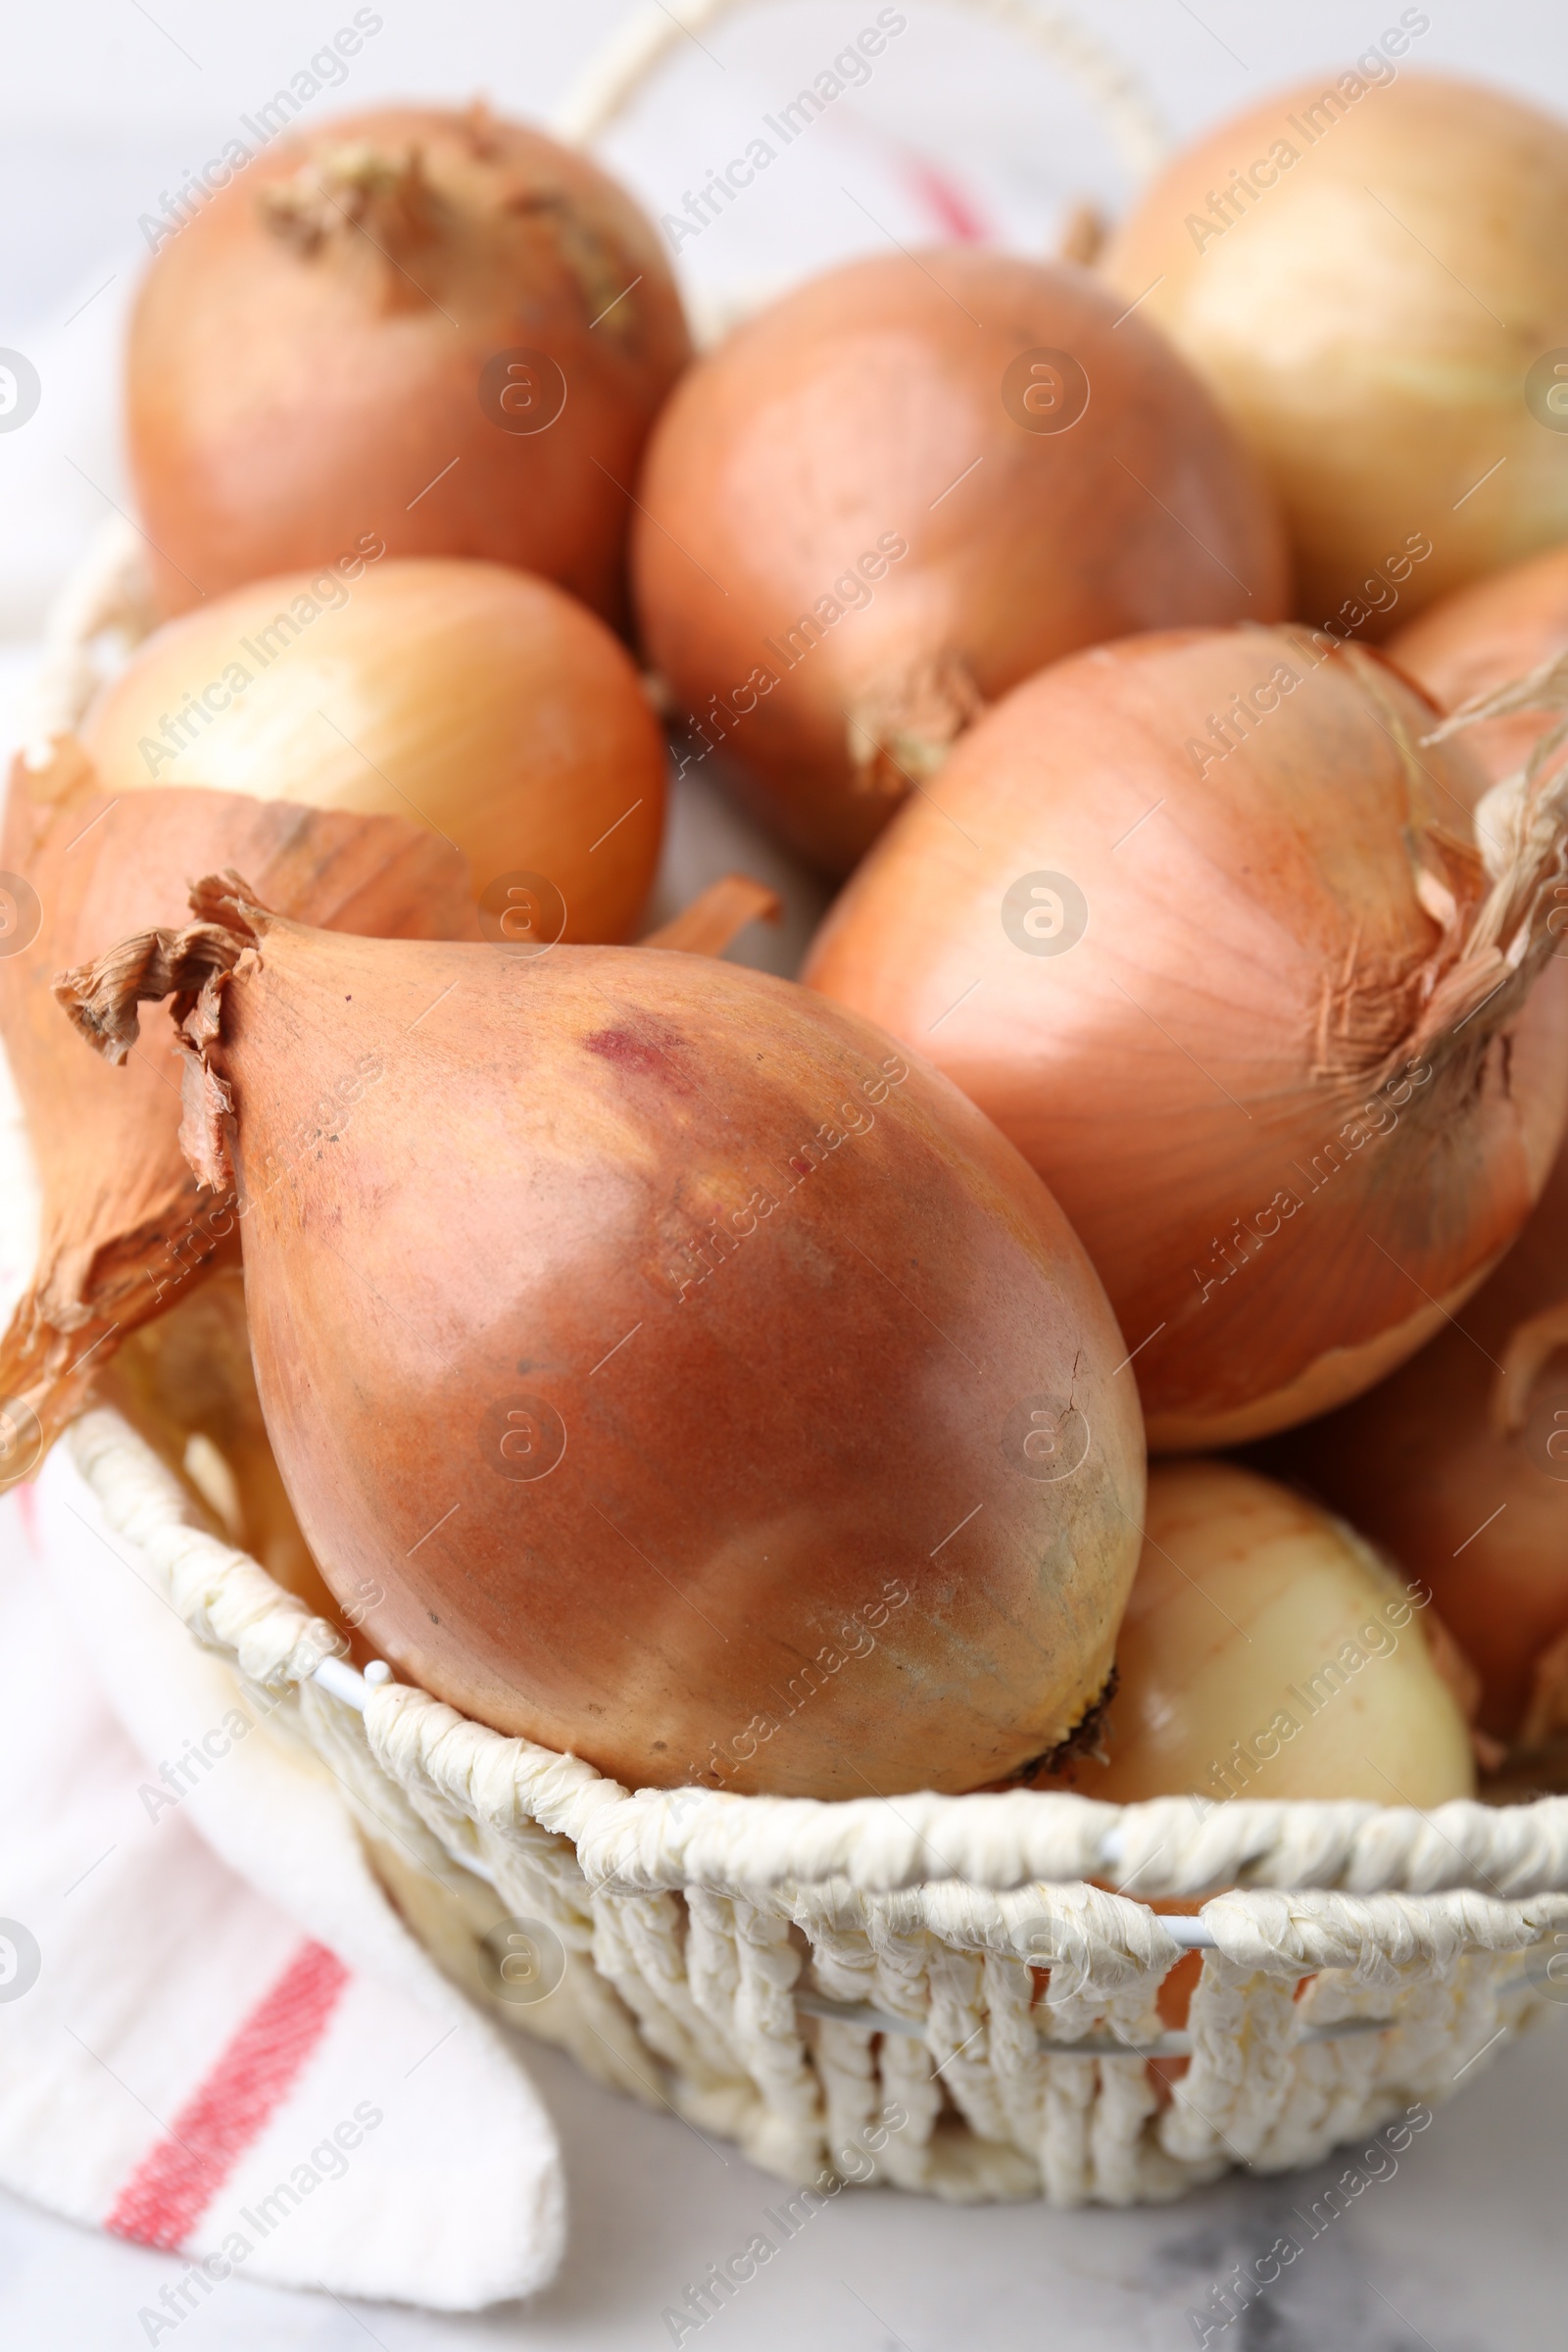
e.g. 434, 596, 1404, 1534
61, 887, 1146, 1798
1389, 544, 1568, 787
804, 626, 1568, 1448
0, 743, 477, 1460
128, 106, 691, 629
1060, 1460, 1475, 1806
79, 559, 667, 945
1275, 1141, 1568, 1750
1102, 73, 1568, 634
632, 248, 1288, 874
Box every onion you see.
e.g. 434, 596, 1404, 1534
79, 558, 668, 946
1390, 544, 1568, 787
1277, 1138, 1568, 1755
57, 875, 1146, 1797
804, 625, 1568, 1448
1102, 71, 1568, 637
1109, 1462, 1476, 1801
1059, 1461, 1475, 1806
127, 105, 691, 628
631, 248, 1288, 873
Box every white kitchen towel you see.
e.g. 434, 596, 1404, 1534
0, 1462, 564, 2311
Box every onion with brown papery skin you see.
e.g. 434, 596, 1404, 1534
0, 743, 478, 1471
1390, 545, 1568, 788
1102, 73, 1568, 637
804, 626, 1568, 1448
127, 105, 691, 627
79, 558, 668, 946
1058, 1461, 1476, 1807
631, 248, 1288, 874
57, 877, 1146, 1798
1277, 1138, 1568, 1756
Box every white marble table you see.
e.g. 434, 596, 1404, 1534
0, 2018, 1563, 2348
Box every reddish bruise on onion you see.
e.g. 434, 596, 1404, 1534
55, 879, 1146, 1798
631, 247, 1288, 874
804, 624, 1568, 1449
127, 105, 692, 629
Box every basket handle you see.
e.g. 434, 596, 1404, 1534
551, 0, 1170, 179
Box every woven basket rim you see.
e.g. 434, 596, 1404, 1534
58, 1406, 1568, 1907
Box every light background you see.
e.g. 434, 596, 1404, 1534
2, 3, 1565, 2345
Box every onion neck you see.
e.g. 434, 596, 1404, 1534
846, 651, 984, 803
1332, 645, 1568, 1085
54, 875, 272, 1195
260, 143, 443, 296
54, 878, 261, 1066
1403, 695, 1568, 1064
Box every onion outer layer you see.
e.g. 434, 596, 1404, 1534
55, 877, 1148, 1798
804, 625, 1568, 1447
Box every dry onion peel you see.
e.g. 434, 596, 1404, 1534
1416, 628, 1568, 1013
805, 625, 1568, 1448
0, 742, 478, 1472
55, 875, 1145, 1797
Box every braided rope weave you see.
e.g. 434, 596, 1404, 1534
67, 1409, 1568, 2203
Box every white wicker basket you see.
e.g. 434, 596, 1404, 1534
65, 1409, 1568, 2207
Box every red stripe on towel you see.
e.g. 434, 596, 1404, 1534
105, 1938, 349, 2249
900, 155, 990, 243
